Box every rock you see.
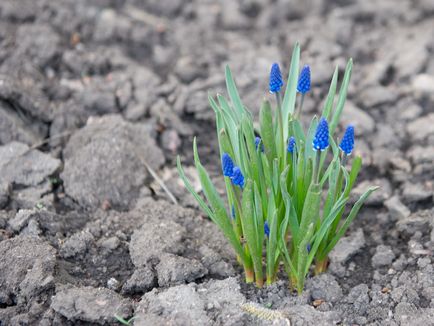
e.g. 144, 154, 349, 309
372, 245, 396, 268
407, 146, 434, 165
351, 179, 391, 206
0, 103, 42, 145
384, 196, 411, 221
407, 113, 434, 142
122, 267, 156, 294
199, 245, 236, 278
51, 286, 132, 324
135, 278, 246, 326
340, 101, 375, 135
345, 284, 370, 315
0, 0, 37, 21
358, 85, 397, 108
15, 24, 60, 68
0, 181, 11, 209
329, 228, 365, 264
402, 182, 433, 203
61, 115, 164, 210
412, 74, 434, 93
175, 57, 207, 83
306, 274, 343, 304
397, 210, 433, 237
129, 219, 185, 267
60, 231, 95, 258
285, 304, 342, 325
0, 236, 56, 305
161, 129, 181, 153
0, 142, 61, 187
156, 254, 207, 286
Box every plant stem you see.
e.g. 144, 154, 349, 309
314, 257, 329, 275
294, 93, 305, 120
245, 266, 254, 283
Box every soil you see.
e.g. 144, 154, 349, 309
0, 0, 433, 325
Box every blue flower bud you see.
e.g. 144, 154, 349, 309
312, 118, 329, 151
339, 125, 355, 155
255, 137, 264, 152
269, 63, 283, 93
307, 243, 311, 253
287, 136, 296, 153
297, 65, 311, 94
222, 153, 234, 177
231, 205, 236, 220
264, 221, 270, 238
231, 166, 245, 188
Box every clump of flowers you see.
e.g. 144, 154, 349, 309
177, 43, 378, 293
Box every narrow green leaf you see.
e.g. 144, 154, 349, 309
322, 66, 339, 120
282, 43, 300, 141
330, 59, 353, 135
225, 65, 245, 119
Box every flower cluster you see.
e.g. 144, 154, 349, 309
178, 44, 377, 293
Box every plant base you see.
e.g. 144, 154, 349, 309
314, 257, 329, 275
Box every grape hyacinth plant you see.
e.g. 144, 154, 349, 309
177, 43, 378, 293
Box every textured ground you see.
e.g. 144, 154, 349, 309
0, 0, 434, 325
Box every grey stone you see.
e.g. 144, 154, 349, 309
61, 115, 164, 210
15, 24, 60, 68
60, 231, 94, 258
340, 101, 375, 136
156, 254, 207, 287
0, 236, 56, 305
407, 113, 434, 143
129, 218, 185, 267
351, 179, 391, 206
345, 284, 370, 315
384, 196, 411, 221
358, 85, 397, 108
0, 142, 61, 187
306, 274, 343, 304
199, 245, 236, 278
402, 182, 433, 203
122, 267, 156, 294
329, 228, 365, 264
0, 181, 10, 209
412, 74, 434, 93
51, 286, 132, 324
135, 278, 246, 326
372, 245, 396, 268
285, 304, 342, 325
397, 209, 433, 237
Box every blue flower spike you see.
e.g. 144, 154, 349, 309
287, 136, 296, 154
264, 221, 270, 238
231, 166, 245, 189
312, 118, 329, 151
339, 125, 355, 155
297, 65, 311, 94
269, 63, 283, 93
255, 137, 264, 152
222, 153, 234, 177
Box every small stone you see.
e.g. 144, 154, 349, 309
306, 274, 343, 304
384, 196, 411, 220
329, 228, 365, 264
402, 182, 433, 203
412, 74, 434, 93
340, 101, 375, 136
121, 267, 156, 294
107, 278, 120, 291
156, 254, 207, 287
351, 179, 391, 206
372, 245, 396, 268
407, 113, 434, 142
60, 231, 94, 258
51, 286, 132, 324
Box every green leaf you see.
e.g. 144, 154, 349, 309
322, 66, 339, 120
225, 65, 245, 119
330, 59, 353, 135
323, 186, 379, 257
259, 99, 276, 164
282, 43, 300, 141
241, 179, 263, 282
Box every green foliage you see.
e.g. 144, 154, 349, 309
177, 43, 378, 293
